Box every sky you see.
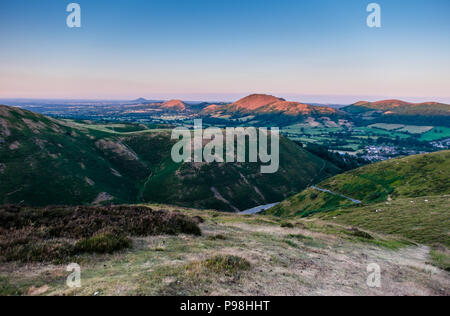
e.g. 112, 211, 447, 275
0, 0, 449, 104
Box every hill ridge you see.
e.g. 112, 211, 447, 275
161, 99, 186, 111
202, 94, 341, 118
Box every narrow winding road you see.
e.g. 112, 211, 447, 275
241, 202, 280, 215
239, 185, 361, 216
311, 186, 362, 204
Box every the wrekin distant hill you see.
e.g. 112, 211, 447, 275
0, 104, 340, 211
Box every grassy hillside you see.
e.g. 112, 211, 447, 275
0, 105, 339, 211
267, 187, 355, 217
314, 196, 450, 248
267, 150, 450, 217
343, 101, 450, 127
0, 105, 146, 206
344, 100, 450, 116
314, 195, 450, 271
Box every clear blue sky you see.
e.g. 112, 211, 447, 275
1, 0, 449, 103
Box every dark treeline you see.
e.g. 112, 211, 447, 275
354, 116, 450, 127
296, 142, 370, 171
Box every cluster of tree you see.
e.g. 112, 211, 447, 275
369, 136, 434, 150
297, 142, 370, 171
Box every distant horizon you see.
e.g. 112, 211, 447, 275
1, 93, 450, 105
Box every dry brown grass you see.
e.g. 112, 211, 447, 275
1, 206, 448, 296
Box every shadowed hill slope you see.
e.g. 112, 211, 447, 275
0, 105, 156, 206
137, 135, 340, 212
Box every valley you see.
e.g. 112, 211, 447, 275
4, 94, 448, 161
0, 104, 339, 211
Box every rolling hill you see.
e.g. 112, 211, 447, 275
266, 150, 450, 217
232, 94, 286, 110
344, 100, 450, 126
201, 94, 346, 126
0, 105, 155, 206
347, 100, 450, 114
0, 105, 340, 211
160, 99, 186, 111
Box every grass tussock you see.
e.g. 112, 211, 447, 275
203, 255, 251, 273
430, 249, 450, 271
137, 255, 251, 296
0, 277, 23, 296
288, 234, 313, 241
74, 233, 132, 254
0, 227, 74, 263
280, 222, 294, 228
283, 239, 298, 248
345, 227, 374, 240
207, 234, 227, 241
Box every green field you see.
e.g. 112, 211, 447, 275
420, 127, 450, 141
368, 123, 450, 140
281, 121, 449, 156
353, 126, 410, 138
282, 124, 413, 152
369, 123, 434, 134
397, 126, 434, 134
369, 123, 406, 131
